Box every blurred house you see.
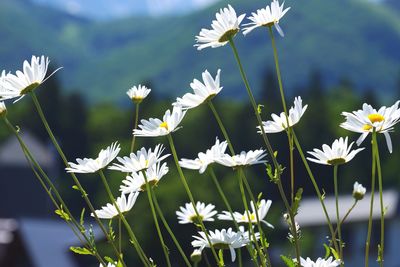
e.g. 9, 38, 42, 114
296, 190, 400, 267
0, 132, 87, 267
0, 131, 58, 218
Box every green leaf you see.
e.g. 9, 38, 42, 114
72, 185, 79, 191
323, 244, 331, 259
280, 255, 296, 267
55, 207, 71, 221
70, 246, 94, 255
104, 256, 114, 263
80, 208, 85, 226
257, 104, 264, 114
330, 247, 340, 260
292, 188, 303, 215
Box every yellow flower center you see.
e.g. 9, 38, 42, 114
242, 213, 256, 221
159, 121, 169, 130
363, 114, 384, 131
368, 114, 384, 123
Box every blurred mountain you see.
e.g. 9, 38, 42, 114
1, 0, 400, 103
30, 0, 221, 19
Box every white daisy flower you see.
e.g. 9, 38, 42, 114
195, 5, 246, 50
127, 85, 151, 104
353, 181, 366, 201
0, 101, 6, 118
65, 142, 121, 173
99, 262, 116, 267
297, 256, 341, 267
173, 69, 222, 110
1, 56, 61, 102
258, 96, 307, 134
91, 192, 139, 219
307, 137, 364, 166
340, 101, 400, 153
192, 227, 252, 262
176, 202, 217, 224
120, 162, 169, 194
133, 106, 186, 137
179, 137, 228, 174
216, 149, 267, 168
109, 144, 169, 173
243, 0, 290, 37
218, 199, 274, 228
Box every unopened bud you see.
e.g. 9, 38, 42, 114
190, 249, 202, 263
352, 181, 366, 200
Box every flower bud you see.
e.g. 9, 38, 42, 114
353, 181, 366, 200
190, 249, 202, 263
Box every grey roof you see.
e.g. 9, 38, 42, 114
0, 131, 55, 168
295, 190, 399, 227
18, 218, 103, 267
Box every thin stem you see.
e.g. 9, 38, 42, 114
365, 133, 377, 267
333, 165, 343, 264
292, 131, 339, 253
373, 131, 384, 267
238, 249, 243, 267
119, 217, 122, 254
289, 133, 295, 204
208, 168, 260, 267
207, 102, 267, 265
275, 175, 301, 264
268, 26, 289, 117
130, 104, 140, 153
98, 170, 151, 267
30, 92, 129, 266
167, 134, 221, 266
237, 168, 266, 267
151, 190, 192, 267
228, 38, 280, 172
3, 118, 107, 266
142, 171, 171, 267
207, 101, 234, 154
334, 201, 358, 237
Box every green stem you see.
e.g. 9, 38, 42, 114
98, 170, 151, 267
228, 38, 280, 172
151, 190, 192, 267
130, 104, 140, 153
238, 249, 243, 267
30, 92, 130, 266
292, 131, 339, 253
289, 133, 295, 204
334, 201, 358, 237
119, 217, 122, 254
167, 134, 221, 266
237, 168, 266, 267
207, 102, 268, 265
208, 101, 234, 154
208, 168, 260, 267
333, 165, 343, 264
3, 117, 107, 266
268, 26, 289, 117
365, 133, 377, 267
142, 171, 171, 267
275, 175, 301, 265
373, 131, 384, 266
